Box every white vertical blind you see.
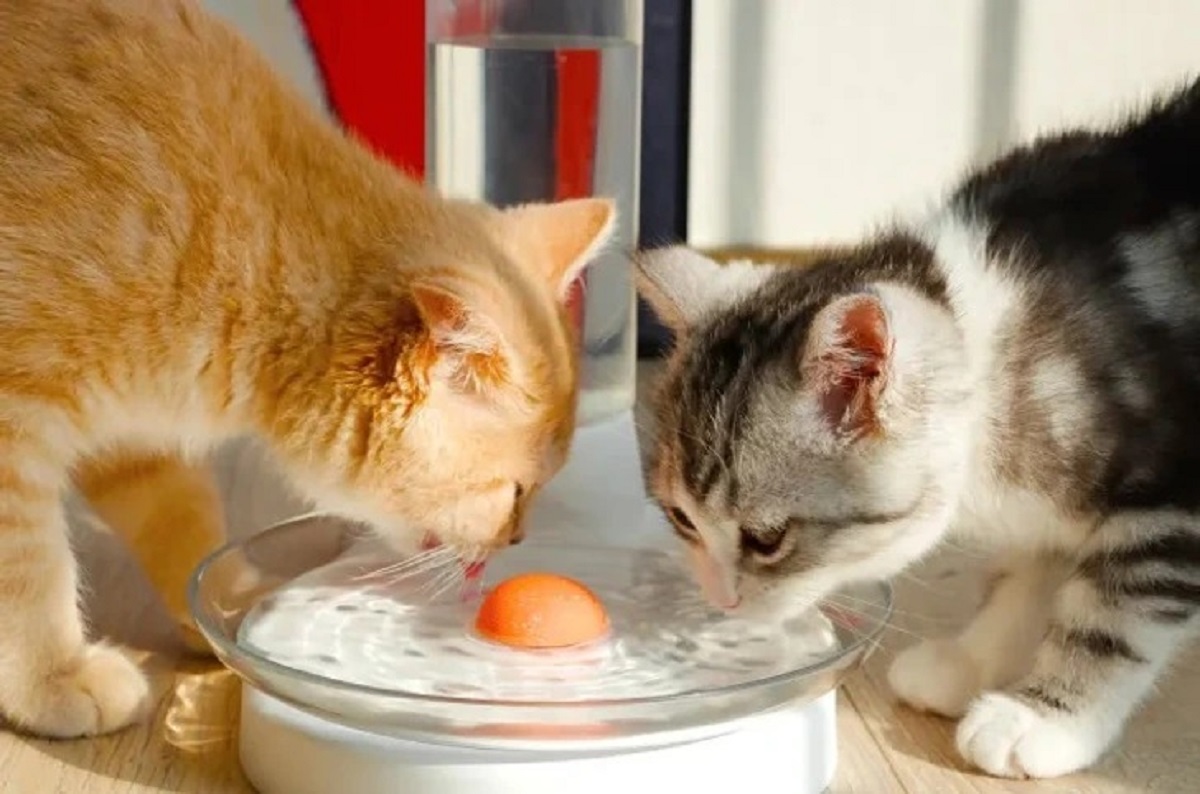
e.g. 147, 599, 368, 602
688, 0, 1200, 249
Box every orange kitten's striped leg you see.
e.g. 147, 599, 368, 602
0, 442, 151, 737
74, 450, 226, 656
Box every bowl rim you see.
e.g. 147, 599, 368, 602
188, 512, 895, 713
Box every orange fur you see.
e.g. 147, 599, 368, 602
0, 0, 615, 738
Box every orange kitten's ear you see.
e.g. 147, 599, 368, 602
502, 198, 617, 300
411, 282, 509, 395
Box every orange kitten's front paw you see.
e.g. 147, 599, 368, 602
11, 645, 152, 738
178, 619, 214, 657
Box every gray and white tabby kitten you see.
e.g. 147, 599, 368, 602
635, 79, 1200, 780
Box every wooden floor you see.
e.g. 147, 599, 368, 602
1, 361, 1196, 793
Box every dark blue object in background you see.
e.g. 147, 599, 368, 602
635, 0, 690, 358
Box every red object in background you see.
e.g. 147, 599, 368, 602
292, 0, 426, 177
555, 50, 601, 338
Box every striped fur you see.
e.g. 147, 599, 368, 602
637, 79, 1200, 779
0, 0, 613, 739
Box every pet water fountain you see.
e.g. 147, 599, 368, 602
190, 2, 892, 791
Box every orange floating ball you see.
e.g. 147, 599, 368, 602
474, 572, 610, 649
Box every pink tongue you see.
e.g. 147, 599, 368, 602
419, 535, 486, 582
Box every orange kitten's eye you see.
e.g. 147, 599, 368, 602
514, 483, 525, 501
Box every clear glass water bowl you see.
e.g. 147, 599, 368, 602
189, 513, 892, 752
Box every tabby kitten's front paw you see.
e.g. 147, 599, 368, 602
887, 639, 981, 718
9, 644, 152, 738
956, 692, 1110, 779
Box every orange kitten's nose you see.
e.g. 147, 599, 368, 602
486, 512, 526, 548
486, 527, 525, 550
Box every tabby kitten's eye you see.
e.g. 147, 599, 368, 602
667, 507, 699, 542
740, 525, 788, 562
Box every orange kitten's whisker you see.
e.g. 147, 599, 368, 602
420, 564, 465, 602
377, 555, 460, 588
351, 546, 457, 582
417, 560, 460, 591
435, 570, 468, 602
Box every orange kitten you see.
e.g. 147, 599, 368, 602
0, 0, 614, 738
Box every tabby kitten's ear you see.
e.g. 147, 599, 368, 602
411, 280, 510, 396
633, 246, 775, 334
800, 292, 893, 438
501, 198, 617, 301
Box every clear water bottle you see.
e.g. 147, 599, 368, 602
425, 0, 643, 426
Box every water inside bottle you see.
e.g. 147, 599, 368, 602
427, 34, 641, 425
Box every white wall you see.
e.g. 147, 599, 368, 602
687, 0, 1200, 248
200, 0, 330, 118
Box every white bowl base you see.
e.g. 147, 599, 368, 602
238, 685, 839, 794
